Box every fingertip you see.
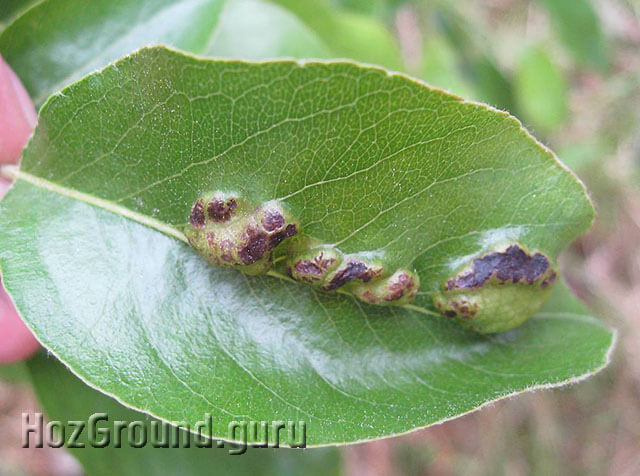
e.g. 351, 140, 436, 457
0, 54, 37, 164
0, 285, 40, 363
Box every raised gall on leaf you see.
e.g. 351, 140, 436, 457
432, 244, 558, 333
185, 193, 298, 276
286, 241, 420, 306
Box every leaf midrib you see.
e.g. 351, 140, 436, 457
2, 165, 447, 319
3, 161, 605, 328
5, 167, 187, 243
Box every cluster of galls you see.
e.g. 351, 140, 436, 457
285, 240, 420, 306
186, 193, 421, 306
185, 192, 298, 275
185, 195, 559, 333
432, 244, 558, 334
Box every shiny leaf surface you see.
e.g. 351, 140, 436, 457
0, 0, 400, 106
0, 47, 613, 445
0, 0, 38, 26
28, 353, 341, 475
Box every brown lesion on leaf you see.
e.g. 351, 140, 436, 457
268, 223, 298, 249
187, 192, 422, 305
286, 241, 419, 306
261, 208, 285, 232
206, 231, 217, 250
353, 268, 420, 305
359, 290, 379, 304
324, 260, 383, 291
238, 227, 269, 265
540, 270, 558, 289
207, 198, 238, 222
184, 193, 298, 276
384, 271, 418, 302
446, 244, 552, 290
189, 198, 206, 228
290, 251, 339, 283
435, 298, 477, 319
432, 243, 559, 334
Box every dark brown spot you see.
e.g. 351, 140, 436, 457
540, 270, 557, 289
294, 260, 324, 281
295, 260, 324, 276
262, 209, 285, 232
324, 261, 369, 290
452, 300, 477, 318
359, 266, 383, 283
284, 224, 297, 237
314, 253, 337, 271
292, 252, 337, 282
238, 228, 268, 264
447, 245, 550, 290
206, 231, 217, 250
384, 272, 414, 301
220, 239, 234, 263
207, 198, 237, 222
268, 234, 285, 249
361, 290, 379, 304
267, 224, 298, 249
444, 310, 457, 318
189, 199, 206, 228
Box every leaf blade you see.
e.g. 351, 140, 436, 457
24, 47, 592, 271
3, 180, 614, 444
0, 47, 613, 445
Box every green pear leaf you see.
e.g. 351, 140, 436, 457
0, 47, 614, 445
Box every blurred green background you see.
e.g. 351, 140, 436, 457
1, 0, 639, 474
